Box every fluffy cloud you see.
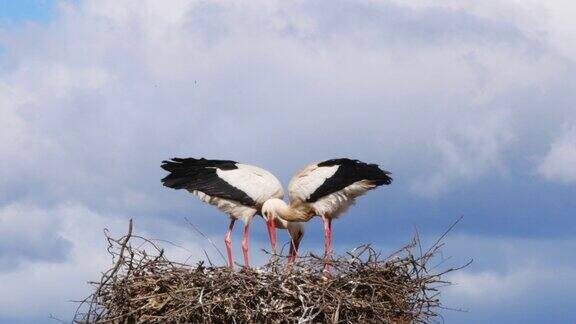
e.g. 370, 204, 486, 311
0, 0, 571, 212
441, 234, 576, 322
411, 110, 513, 197
0, 203, 126, 320
538, 126, 576, 183
1, 1, 576, 321
0, 202, 271, 322
0, 204, 71, 270
445, 266, 576, 323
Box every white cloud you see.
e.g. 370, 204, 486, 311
444, 265, 576, 323
449, 268, 548, 301
0, 204, 71, 269
0, 202, 272, 321
411, 110, 513, 197
437, 234, 576, 321
0, 0, 572, 207
0, 204, 127, 319
1, 1, 576, 319
530, 0, 576, 59
387, 0, 576, 60
451, 264, 576, 296
538, 126, 576, 183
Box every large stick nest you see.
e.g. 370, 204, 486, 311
74, 220, 468, 323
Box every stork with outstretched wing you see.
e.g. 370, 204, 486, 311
262, 158, 392, 272
161, 158, 304, 268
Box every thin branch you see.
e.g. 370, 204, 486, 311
184, 217, 226, 265
74, 218, 467, 323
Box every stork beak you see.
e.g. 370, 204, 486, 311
266, 216, 277, 254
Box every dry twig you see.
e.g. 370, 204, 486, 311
74, 220, 467, 323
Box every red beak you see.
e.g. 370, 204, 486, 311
266, 217, 277, 254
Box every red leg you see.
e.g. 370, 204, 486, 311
322, 216, 332, 275
266, 217, 277, 254
224, 219, 235, 269
242, 219, 252, 268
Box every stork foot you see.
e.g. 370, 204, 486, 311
321, 265, 332, 280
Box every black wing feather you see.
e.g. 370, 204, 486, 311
161, 157, 257, 206
307, 158, 392, 203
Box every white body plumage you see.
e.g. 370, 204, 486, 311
161, 158, 300, 268
193, 163, 284, 223
262, 158, 392, 272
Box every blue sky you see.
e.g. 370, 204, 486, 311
1, 0, 576, 323
0, 0, 56, 24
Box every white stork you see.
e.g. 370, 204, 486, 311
161, 157, 304, 268
262, 158, 392, 271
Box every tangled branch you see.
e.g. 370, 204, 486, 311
74, 220, 469, 323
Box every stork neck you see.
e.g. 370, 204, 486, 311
276, 202, 310, 222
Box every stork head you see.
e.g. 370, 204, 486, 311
261, 198, 289, 254
262, 198, 287, 220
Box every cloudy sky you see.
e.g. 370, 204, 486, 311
1, 0, 575, 322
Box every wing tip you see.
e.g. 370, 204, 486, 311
373, 173, 393, 186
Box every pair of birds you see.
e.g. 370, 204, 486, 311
161, 157, 392, 269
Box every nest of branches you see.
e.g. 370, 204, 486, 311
74, 220, 468, 323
